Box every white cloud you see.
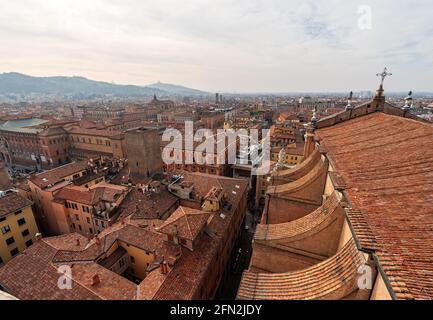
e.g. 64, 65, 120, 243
0, 0, 432, 92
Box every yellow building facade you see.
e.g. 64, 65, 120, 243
0, 191, 39, 267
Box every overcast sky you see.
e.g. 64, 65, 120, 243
0, 0, 432, 92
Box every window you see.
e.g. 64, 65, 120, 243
6, 237, 15, 246
0, 256, 3, 265
25, 239, 33, 247
10, 248, 19, 257
1, 225, 11, 235
86, 217, 90, 224
89, 228, 93, 234
78, 225, 82, 231
100, 221, 105, 228
17, 218, 26, 226
130, 256, 135, 264
21, 229, 30, 237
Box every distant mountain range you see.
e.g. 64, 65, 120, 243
0, 72, 209, 99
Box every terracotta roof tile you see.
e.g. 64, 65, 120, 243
30, 161, 88, 189
255, 192, 340, 241
158, 207, 210, 241
0, 192, 32, 217
119, 188, 178, 220
316, 112, 433, 299
237, 239, 363, 300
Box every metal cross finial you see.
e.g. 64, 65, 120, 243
376, 67, 392, 86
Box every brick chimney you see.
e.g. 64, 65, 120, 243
91, 274, 101, 286
35, 233, 43, 241
159, 261, 166, 274
76, 238, 81, 246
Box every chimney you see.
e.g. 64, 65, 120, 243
159, 261, 166, 274
35, 233, 43, 241
163, 261, 168, 274
76, 238, 81, 246
95, 237, 101, 246
91, 274, 101, 286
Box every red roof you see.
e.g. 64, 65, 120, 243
30, 161, 88, 189
158, 207, 209, 241
316, 112, 433, 299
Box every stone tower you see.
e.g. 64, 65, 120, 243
124, 128, 163, 178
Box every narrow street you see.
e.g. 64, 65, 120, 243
215, 209, 258, 300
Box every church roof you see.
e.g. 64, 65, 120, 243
237, 239, 363, 300
255, 191, 341, 242
316, 109, 433, 299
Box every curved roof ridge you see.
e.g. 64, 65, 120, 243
272, 149, 320, 179
237, 239, 363, 300
267, 156, 327, 195
255, 191, 340, 241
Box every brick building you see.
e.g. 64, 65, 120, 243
0, 118, 128, 171
67, 127, 126, 160
0, 172, 249, 300
125, 128, 163, 178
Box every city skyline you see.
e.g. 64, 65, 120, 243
1, 0, 432, 92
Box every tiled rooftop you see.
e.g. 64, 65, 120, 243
158, 206, 210, 241
67, 127, 123, 138
119, 188, 178, 220
54, 183, 127, 206
316, 111, 433, 299
29, 161, 88, 189
255, 191, 340, 241
0, 192, 33, 217
0, 171, 248, 300
237, 239, 363, 300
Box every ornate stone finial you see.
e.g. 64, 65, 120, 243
376, 67, 392, 87
345, 91, 354, 110
310, 107, 318, 128
277, 147, 286, 167
402, 91, 413, 111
